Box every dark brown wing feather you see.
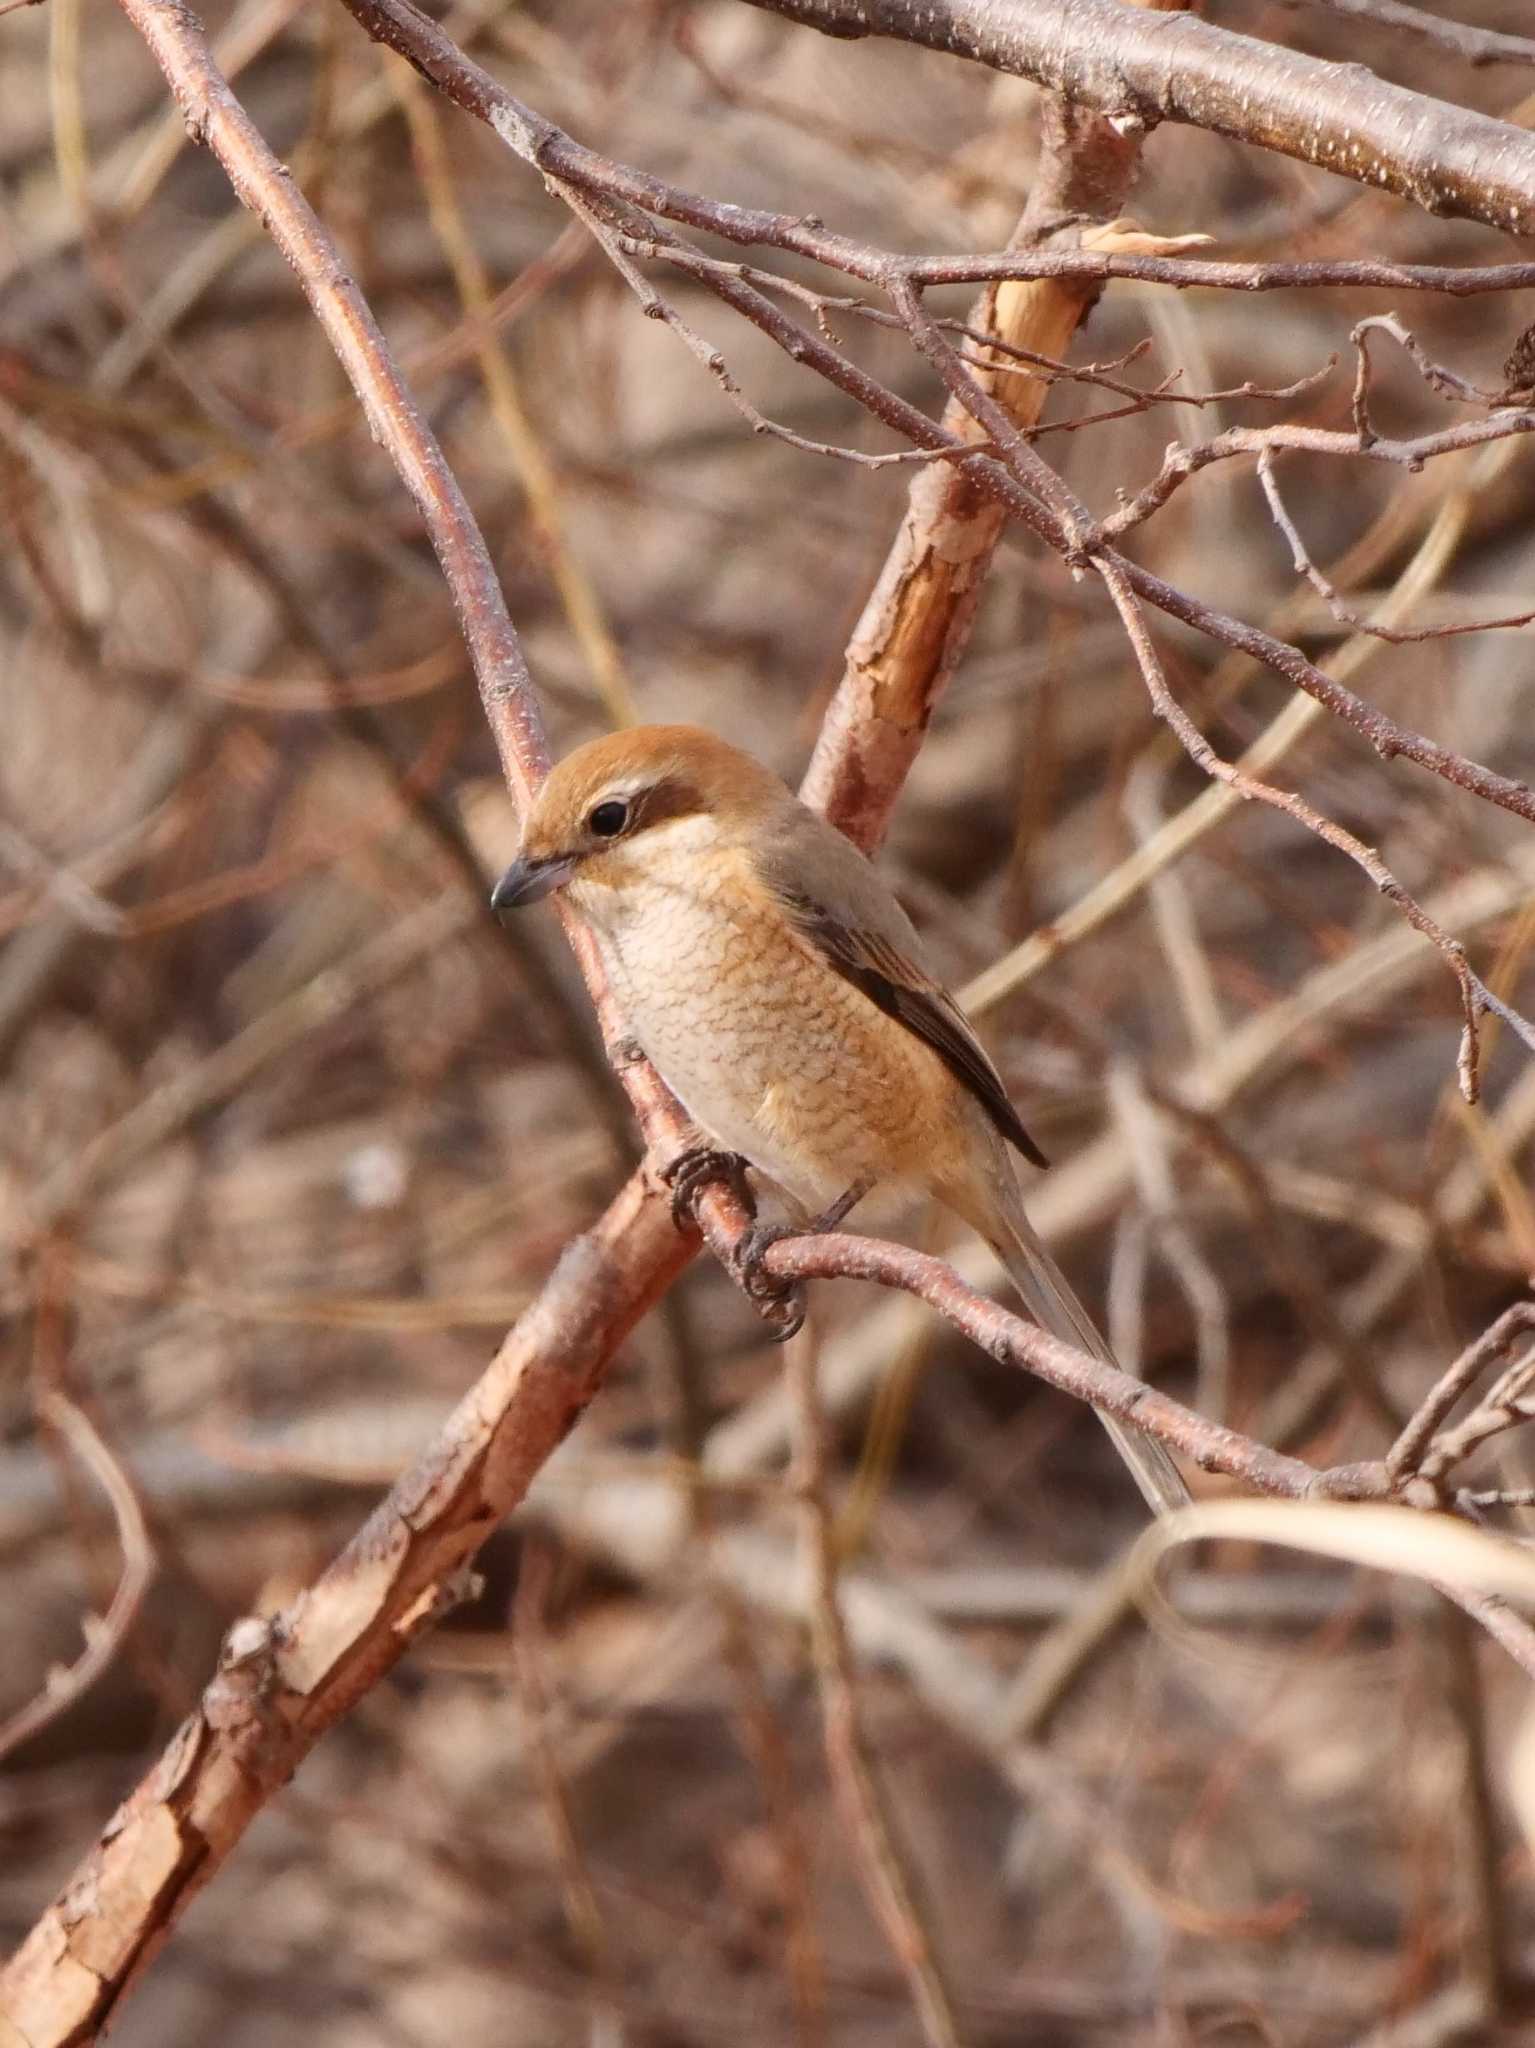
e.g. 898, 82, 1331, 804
772, 884, 1048, 1169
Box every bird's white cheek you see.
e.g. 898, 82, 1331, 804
566, 874, 628, 935
566, 880, 647, 1012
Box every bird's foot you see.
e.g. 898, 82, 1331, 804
733, 1220, 807, 1344
659, 1148, 808, 1341
732, 1182, 871, 1345
660, 1145, 757, 1236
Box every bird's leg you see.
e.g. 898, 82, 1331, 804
660, 1144, 758, 1235
809, 1178, 873, 1235
733, 1178, 873, 1342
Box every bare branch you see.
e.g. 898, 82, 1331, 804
0, 1183, 692, 2047
336, 0, 1535, 297
1257, 448, 1535, 643
1098, 415, 1535, 542
1092, 553, 1510, 1098
802, 78, 1182, 844
740, 0, 1535, 236
0, 1259, 156, 1765
1276, 0, 1535, 71
333, 0, 1535, 1072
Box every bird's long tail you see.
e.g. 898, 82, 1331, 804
978, 1183, 1190, 1517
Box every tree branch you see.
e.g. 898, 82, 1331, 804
335, 0, 1535, 296
1277, 0, 1535, 72
801, 22, 1189, 847
740, 0, 1535, 236
0, 1183, 691, 2047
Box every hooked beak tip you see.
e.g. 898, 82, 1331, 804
491, 853, 573, 913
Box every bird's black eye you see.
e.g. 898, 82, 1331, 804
587, 798, 630, 838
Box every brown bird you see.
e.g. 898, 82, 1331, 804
493, 724, 1187, 1515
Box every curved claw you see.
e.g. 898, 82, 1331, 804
761, 1291, 806, 1344
735, 1221, 806, 1344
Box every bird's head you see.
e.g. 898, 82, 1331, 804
491, 724, 789, 911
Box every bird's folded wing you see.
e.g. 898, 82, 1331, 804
768, 879, 1048, 1170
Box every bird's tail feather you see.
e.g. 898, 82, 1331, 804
979, 1188, 1189, 1517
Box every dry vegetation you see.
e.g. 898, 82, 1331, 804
5, 0, 1535, 2042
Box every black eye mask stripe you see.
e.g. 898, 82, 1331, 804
615, 774, 705, 836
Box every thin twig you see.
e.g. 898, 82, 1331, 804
1095, 553, 1514, 1104
1277, 0, 1535, 70
1387, 1305, 1535, 1482
0, 1252, 157, 1764
1256, 449, 1535, 643
1416, 1349, 1535, 1487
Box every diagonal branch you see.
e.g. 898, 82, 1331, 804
0, 1181, 692, 2047
802, 30, 1191, 846
1276, 0, 1535, 71
336, 0, 1535, 859
335, 0, 1535, 297
13, 1161, 1535, 2042
740, 0, 1535, 236
101, 0, 780, 1313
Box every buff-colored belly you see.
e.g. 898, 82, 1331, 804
577, 863, 958, 1211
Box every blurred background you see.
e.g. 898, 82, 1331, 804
5, 1, 1535, 2040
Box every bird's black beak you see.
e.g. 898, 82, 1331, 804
491, 852, 576, 913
